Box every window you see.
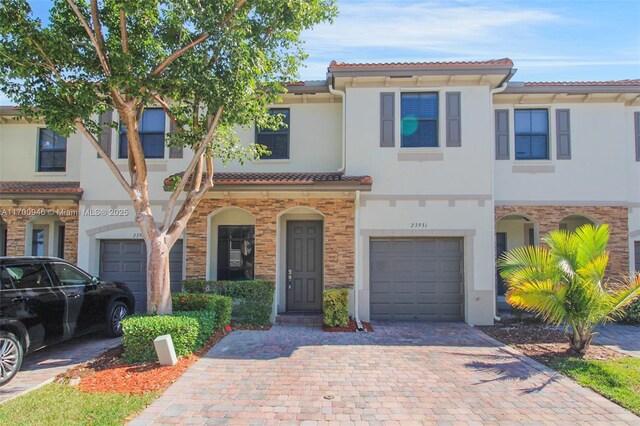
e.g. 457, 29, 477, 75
32, 229, 45, 256
401, 93, 438, 147
2, 264, 53, 289
217, 226, 254, 280
515, 109, 549, 160
256, 108, 290, 159
38, 129, 67, 172
57, 226, 65, 258
119, 108, 166, 158
50, 263, 91, 286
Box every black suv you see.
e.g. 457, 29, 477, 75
0, 257, 135, 386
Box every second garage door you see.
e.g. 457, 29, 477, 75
370, 238, 464, 321
99, 239, 184, 312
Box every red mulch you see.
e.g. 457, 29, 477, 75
56, 322, 270, 395
322, 319, 374, 332
478, 323, 627, 365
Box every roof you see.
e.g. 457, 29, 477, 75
328, 58, 514, 81
503, 80, 640, 94
163, 172, 372, 192
0, 181, 83, 200
285, 80, 329, 94
329, 58, 514, 70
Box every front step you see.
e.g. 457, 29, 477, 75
276, 313, 323, 326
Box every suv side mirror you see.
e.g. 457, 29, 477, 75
91, 276, 100, 285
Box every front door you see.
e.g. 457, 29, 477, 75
286, 221, 323, 312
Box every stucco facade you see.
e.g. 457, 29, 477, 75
1, 59, 639, 325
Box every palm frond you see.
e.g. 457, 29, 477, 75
573, 224, 609, 271
506, 280, 568, 325
544, 229, 578, 276
603, 273, 640, 321
498, 245, 562, 284
575, 253, 608, 284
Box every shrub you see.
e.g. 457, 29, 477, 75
323, 288, 349, 327
623, 298, 640, 324
182, 280, 274, 325
172, 293, 232, 329
122, 315, 200, 363
174, 310, 217, 348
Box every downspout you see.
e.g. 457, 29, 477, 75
490, 70, 514, 323
354, 190, 364, 331
328, 81, 346, 173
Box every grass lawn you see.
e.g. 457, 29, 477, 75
0, 383, 157, 426
550, 357, 640, 416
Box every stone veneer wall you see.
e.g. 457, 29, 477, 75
186, 198, 355, 288
495, 205, 629, 278
2, 204, 79, 264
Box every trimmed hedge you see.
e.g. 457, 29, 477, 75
323, 288, 349, 327
122, 314, 200, 363
183, 280, 274, 325
172, 293, 232, 329
623, 299, 640, 324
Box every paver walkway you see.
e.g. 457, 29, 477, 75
131, 322, 638, 425
594, 323, 640, 358
0, 333, 120, 403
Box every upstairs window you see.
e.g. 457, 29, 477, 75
38, 129, 67, 172
257, 108, 290, 159
515, 109, 549, 160
119, 108, 166, 159
401, 93, 439, 147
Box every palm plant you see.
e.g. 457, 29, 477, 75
498, 224, 640, 354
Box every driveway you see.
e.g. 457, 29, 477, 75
0, 333, 120, 404
594, 323, 640, 358
131, 322, 638, 425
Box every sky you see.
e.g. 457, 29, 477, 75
1, 0, 639, 104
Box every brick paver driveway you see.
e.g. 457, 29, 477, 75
131, 322, 638, 425
594, 323, 640, 358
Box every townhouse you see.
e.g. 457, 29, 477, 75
1, 58, 638, 325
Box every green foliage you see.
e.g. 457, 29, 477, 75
172, 292, 232, 327
0, 0, 337, 148
183, 279, 274, 325
622, 298, 640, 323
0, 383, 157, 426
550, 357, 640, 415
498, 224, 640, 353
323, 288, 349, 327
174, 310, 218, 348
122, 314, 200, 363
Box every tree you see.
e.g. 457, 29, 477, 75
498, 224, 640, 354
0, 0, 336, 314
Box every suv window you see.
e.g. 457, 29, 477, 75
50, 263, 92, 286
2, 264, 53, 289
0, 267, 14, 290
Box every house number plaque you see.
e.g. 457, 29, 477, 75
409, 222, 428, 229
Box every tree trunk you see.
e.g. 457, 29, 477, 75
569, 327, 593, 355
146, 235, 173, 314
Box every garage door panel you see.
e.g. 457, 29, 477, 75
100, 239, 183, 313
370, 238, 464, 322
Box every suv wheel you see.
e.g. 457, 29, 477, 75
0, 331, 23, 386
106, 301, 129, 337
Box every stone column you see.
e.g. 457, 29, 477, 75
3, 215, 28, 256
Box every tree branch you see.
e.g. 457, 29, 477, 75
150, 32, 210, 77
76, 119, 131, 192
153, 0, 249, 76
151, 95, 180, 130
66, 0, 111, 77
119, 10, 129, 53
90, 0, 106, 55
161, 107, 223, 232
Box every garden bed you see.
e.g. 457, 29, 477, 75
478, 323, 640, 416
322, 319, 374, 333
55, 322, 269, 395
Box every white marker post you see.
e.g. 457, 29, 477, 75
154, 334, 178, 366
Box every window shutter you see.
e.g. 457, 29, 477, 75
168, 120, 183, 159
556, 109, 571, 160
495, 109, 510, 160
380, 92, 395, 147
97, 109, 112, 158
635, 112, 640, 162
446, 92, 461, 147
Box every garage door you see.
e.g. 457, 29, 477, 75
370, 238, 464, 321
99, 239, 183, 312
